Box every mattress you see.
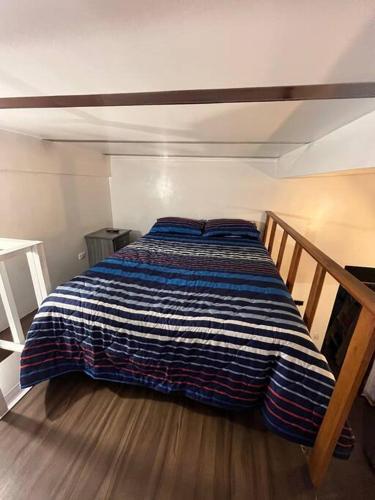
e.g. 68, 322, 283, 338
20, 232, 354, 457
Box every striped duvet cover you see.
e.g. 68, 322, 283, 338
20, 233, 354, 457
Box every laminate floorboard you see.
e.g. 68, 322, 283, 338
0, 373, 315, 500
0, 373, 374, 500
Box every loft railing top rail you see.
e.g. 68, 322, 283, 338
266, 211, 375, 316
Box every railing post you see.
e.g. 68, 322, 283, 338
276, 230, 288, 271
267, 220, 277, 255
286, 242, 302, 293
309, 307, 375, 487
303, 264, 326, 330
262, 213, 270, 244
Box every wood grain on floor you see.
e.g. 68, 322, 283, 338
0, 374, 315, 500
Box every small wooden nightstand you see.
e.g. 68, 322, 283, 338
85, 228, 131, 266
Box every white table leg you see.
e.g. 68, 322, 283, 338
0, 261, 24, 343
0, 388, 8, 418
26, 244, 51, 306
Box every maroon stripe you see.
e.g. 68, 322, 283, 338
121, 251, 278, 276
21, 344, 266, 395
22, 353, 261, 402
267, 386, 354, 442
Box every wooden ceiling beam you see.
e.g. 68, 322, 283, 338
1, 82, 375, 109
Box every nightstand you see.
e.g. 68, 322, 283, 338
85, 228, 131, 266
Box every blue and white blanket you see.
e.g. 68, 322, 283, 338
20, 233, 354, 457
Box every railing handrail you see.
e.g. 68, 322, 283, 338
266, 211, 375, 315
264, 211, 375, 487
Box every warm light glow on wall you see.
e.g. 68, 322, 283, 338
307, 199, 333, 232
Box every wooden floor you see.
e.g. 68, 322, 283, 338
0, 374, 315, 500
0, 374, 373, 500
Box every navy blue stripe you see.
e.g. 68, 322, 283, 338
20, 231, 353, 459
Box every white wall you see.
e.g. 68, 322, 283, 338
110, 158, 278, 233
0, 130, 112, 331
110, 157, 375, 346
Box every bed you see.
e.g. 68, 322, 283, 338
20, 218, 354, 458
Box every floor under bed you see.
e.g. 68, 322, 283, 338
0, 372, 373, 500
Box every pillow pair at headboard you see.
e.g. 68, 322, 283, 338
203, 218, 259, 239
149, 217, 204, 236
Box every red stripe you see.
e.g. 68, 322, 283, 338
23, 354, 260, 403
268, 385, 353, 436
22, 343, 264, 389
264, 400, 315, 434
23, 344, 265, 390
265, 400, 353, 448
267, 386, 354, 443
22, 349, 263, 401
124, 251, 277, 274
265, 393, 318, 427
22, 347, 353, 445
268, 385, 323, 419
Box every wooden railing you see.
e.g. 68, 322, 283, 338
262, 212, 375, 488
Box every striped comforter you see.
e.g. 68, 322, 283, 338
20, 233, 354, 457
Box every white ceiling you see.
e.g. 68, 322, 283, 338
1, 99, 375, 158
0, 1, 375, 158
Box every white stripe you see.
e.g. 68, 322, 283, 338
58, 285, 306, 328
72, 275, 298, 313
277, 359, 334, 390
29, 324, 270, 368
30, 321, 333, 388
136, 246, 268, 261
27, 326, 333, 402
27, 327, 269, 380
274, 370, 330, 401
135, 241, 268, 260
45, 294, 310, 343
34, 309, 333, 379
138, 239, 261, 252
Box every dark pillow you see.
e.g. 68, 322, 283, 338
149, 217, 204, 236
203, 218, 259, 239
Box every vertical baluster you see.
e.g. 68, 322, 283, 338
286, 242, 302, 293
309, 307, 375, 487
268, 220, 277, 255
262, 213, 270, 244
276, 230, 288, 271
303, 264, 326, 330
